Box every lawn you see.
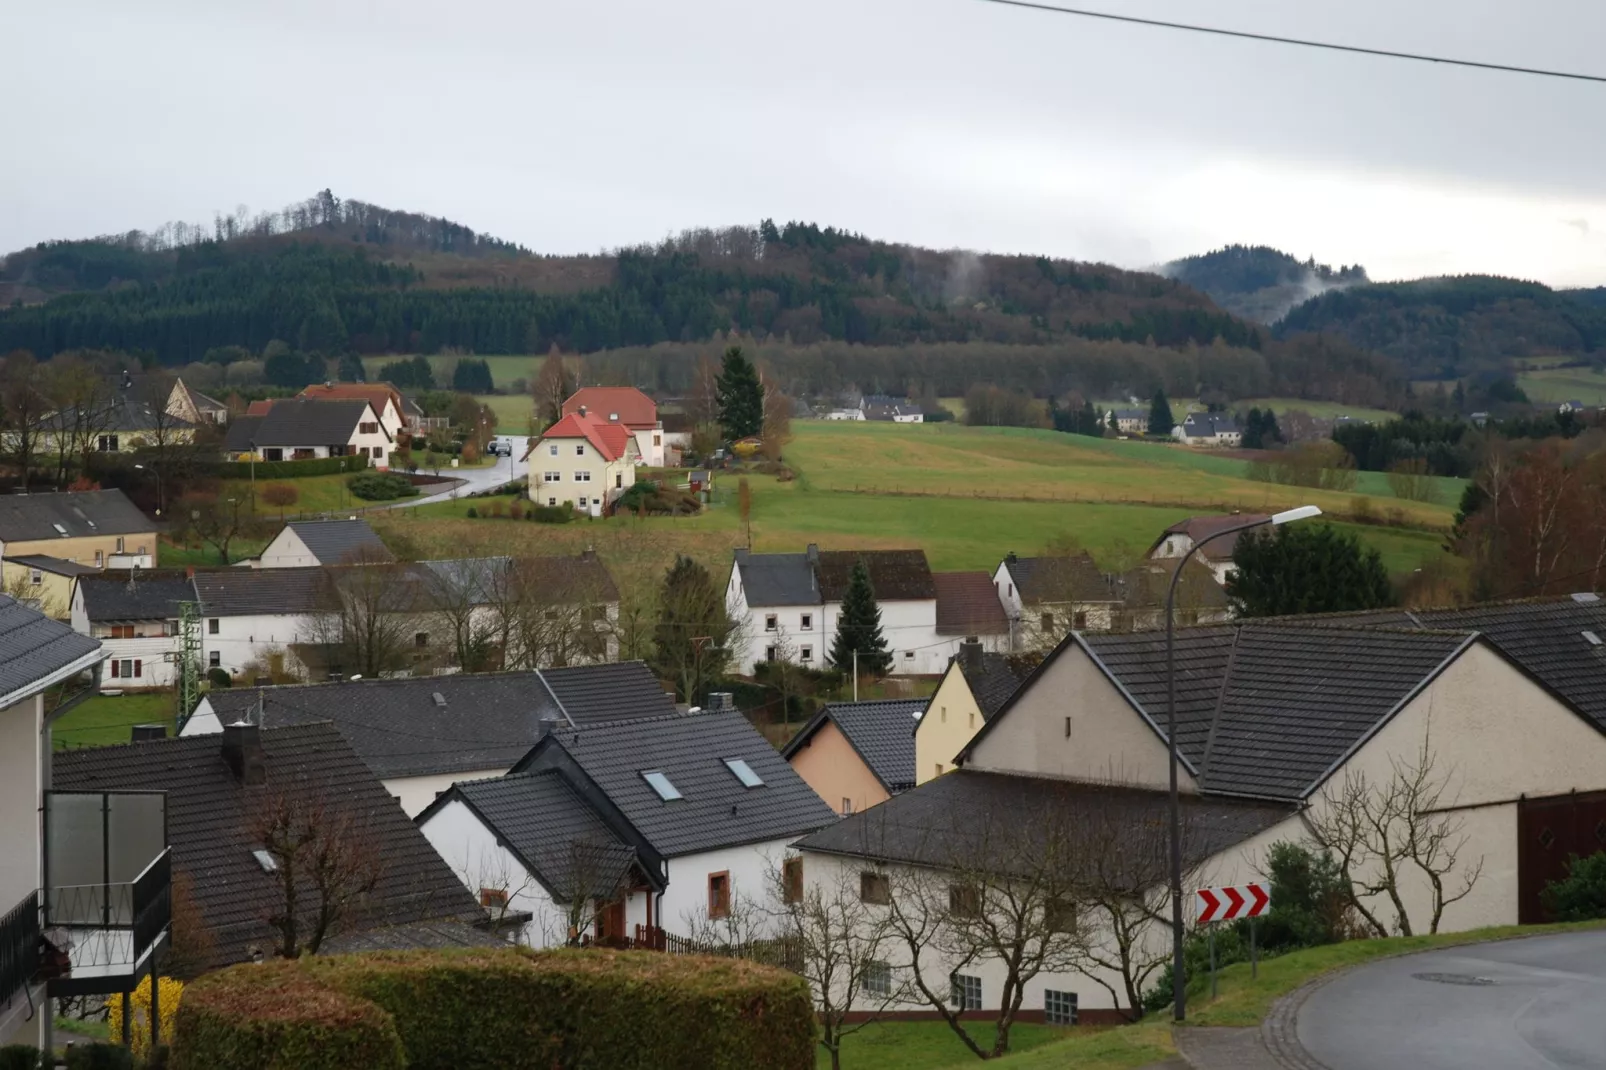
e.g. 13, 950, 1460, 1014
1515, 367, 1606, 406
53, 692, 176, 749
817, 1021, 1074, 1070
477, 393, 535, 435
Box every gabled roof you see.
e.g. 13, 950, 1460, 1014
783, 698, 926, 793
960, 650, 1037, 718
861, 395, 921, 420
175, 379, 227, 413
563, 387, 658, 428
0, 489, 153, 542
283, 519, 393, 565
539, 662, 678, 722
192, 568, 337, 616
513, 711, 837, 858
51, 394, 194, 435
933, 572, 1009, 636
1149, 514, 1271, 561
298, 383, 403, 417
76, 572, 193, 622
222, 398, 379, 450
732, 550, 818, 607
0, 595, 102, 704
815, 549, 936, 602
52, 723, 486, 968
535, 413, 632, 462
8, 555, 101, 578
1000, 552, 1116, 605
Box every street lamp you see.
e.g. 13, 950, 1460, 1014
1168, 504, 1320, 1022
132, 463, 163, 516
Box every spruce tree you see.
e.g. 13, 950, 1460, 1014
716, 345, 764, 440
1148, 389, 1174, 436
829, 559, 892, 675
337, 352, 366, 382
1226, 524, 1393, 618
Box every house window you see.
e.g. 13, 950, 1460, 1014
950, 973, 982, 1011
765, 646, 777, 662
1045, 898, 1078, 933
98, 434, 119, 451
415, 632, 428, 648
95, 551, 104, 567
548, 498, 557, 507
968, 712, 975, 729
1007, 584, 1013, 597
641, 770, 682, 800
862, 961, 892, 998
724, 758, 765, 788
578, 496, 589, 508
615, 473, 622, 488
842, 798, 854, 816
360, 421, 378, 434
1074, 611, 1088, 629
110, 659, 142, 679
941, 706, 947, 722
935, 763, 944, 777
549, 445, 558, 456
372, 446, 383, 458
544, 471, 560, 482
800, 614, 812, 631
782, 858, 804, 904
903, 650, 914, 660
653, 433, 661, 446
948, 884, 981, 917
765, 614, 777, 631
1044, 990, 1078, 1025
860, 871, 890, 905
1041, 612, 1054, 631
115, 537, 125, 553
479, 887, 509, 909
708, 872, 731, 919
208, 618, 219, 634
28, 570, 41, 586
800, 645, 812, 661
574, 471, 591, 482
110, 625, 136, 640
574, 445, 585, 456
208, 651, 220, 669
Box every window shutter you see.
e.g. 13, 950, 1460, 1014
133, 660, 142, 678
110, 660, 120, 678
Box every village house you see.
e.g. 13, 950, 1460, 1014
1, 555, 98, 619
993, 550, 1122, 643
0, 490, 157, 572
417, 710, 836, 948
70, 571, 194, 690
782, 698, 926, 817
44, 392, 198, 455
1172, 412, 1242, 447
915, 637, 1034, 785
192, 567, 335, 681
1105, 408, 1148, 435
166, 377, 229, 426
562, 387, 666, 467
727, 545, 944, 675
792, 594, 1606, 1022
223, 397, 393, 468
182, 662, 678, 815
932, 571, 1010, 653
298, 382, 409, 439
255, 518, 394, 568
1148, 513, 1268, 585
524, 408, 639, 518
860, 395, 924, 423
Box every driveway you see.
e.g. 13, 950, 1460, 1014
1296, 931, 1606, 1070
392, 435, 527, 508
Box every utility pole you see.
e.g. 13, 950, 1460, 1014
176, 600, 201, 732
852, 649, 858, 702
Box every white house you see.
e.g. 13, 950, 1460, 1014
1172, 412, 1242, 447
1105, 408, 1148, 435
1146, 514, 1268, 586
182, 661, 679, 815
256, 519, 394, 569
69, 572, 194, 690
727, 545, 946, 675
298, 383, 409, 440
792, 596, 1606, 1022
417, 709, 837, 947
991, 551, 1122, 640
192, 568, 335, 682
223, 397, 394, 468
861, 395, 924, 423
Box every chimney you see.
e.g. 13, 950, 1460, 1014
578, 404, 588, 418
1006, 551, 1017, 565
707, 691, 733, 711
537, 712, 564, 738
959, 636, 984, 677
185, 566, 195, 579
805, 543, 820, 567
130, 724, 166, 742
222, 721, 267, 785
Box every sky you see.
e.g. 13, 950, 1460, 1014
5, 0, 1606, 286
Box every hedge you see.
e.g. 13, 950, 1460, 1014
172, 947, 813, 1070
210, 454, 370, 480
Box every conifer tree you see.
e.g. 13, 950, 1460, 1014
1147, 389, 1174, 436
829, 559, 892, 675
1226, 524, 1393, 617
716, 346, 764, 441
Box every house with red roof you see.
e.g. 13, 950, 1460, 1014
524, 406, 639, 517
561, 387, 664, 466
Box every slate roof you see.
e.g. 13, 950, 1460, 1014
192, 568, 336, 616
175, 379, 227, 414
450, 769, 651, 899
77, 572, 194, 622
0, 595, 102, 703
934, 572, 1009, 636
794, 769, 1292, 876
1180, 413, 1241, 436
51, 394, 195, 435
222, 398, 377, 450
539, 662, 678, 722
52, 723, 487, 968
1150, 514, 1271, 561
321, 920, 504, 954
515, 710, 838, 858
1080, 624, 1471, 799
861, 395, 921, 420
506, 552, 620, 605
284, 519, 393, 565
733, 550, 818, 607
563, 387, 658, 428
960, 650, 1037, 718
815, 549, 936, 602
8, 555, 101, 578
0, 489, 153, 542
783, 699, 926, 793
1002, 552, 1116, 605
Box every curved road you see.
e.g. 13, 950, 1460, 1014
390, 435, 528, 508
1296, 931, 1606, 1070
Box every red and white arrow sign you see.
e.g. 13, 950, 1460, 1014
1194, 882, 1271, 923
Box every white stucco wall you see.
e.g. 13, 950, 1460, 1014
202, 612, 328, 681
419, 797, 569, 947
659, 839, 798, 940
0, 696, 45, 1047
257, 528, 318, 569
389, 769, 510, 817
99, 636, 179, 690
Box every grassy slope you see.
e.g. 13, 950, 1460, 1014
1516, 367, 1606, 405
818, 1022, 1073, 1070
54, 692, 176, 748
1236, 397, 1398, 422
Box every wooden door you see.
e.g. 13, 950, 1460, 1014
1517, 791, 1606, 924
594, 898, 626, 943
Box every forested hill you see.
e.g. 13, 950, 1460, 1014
1275, 275, 1606, 381
1163, 245, 1367, 324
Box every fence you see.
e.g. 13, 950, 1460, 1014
633, 924, 803, 973
0, 892, 39, 1011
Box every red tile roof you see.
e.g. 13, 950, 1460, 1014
933, 571, 1010, 635
563, 387, 657, 429
299, 383, 403, 418
245, 399, 275, 415
538, 413, 633, 461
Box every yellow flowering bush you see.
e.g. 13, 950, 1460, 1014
106, 975, 184, 1058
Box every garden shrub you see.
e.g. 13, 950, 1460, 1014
464, 506, 477, 518
208, 454, 369, 480
1543, 850, 1606, 920
108, 975, 184, 1061
346, 473, 418, 501
0, 1044, 40, 1070
206, 668, 232, 689
63, 1044, 132, 1070
172, 947, 812, 1070
528, 504, 574, 524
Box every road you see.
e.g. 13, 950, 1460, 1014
1296, 931, 1606, 1070
393, 435, 528, 508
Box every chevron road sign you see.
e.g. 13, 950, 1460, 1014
1194, 882, 1271, 924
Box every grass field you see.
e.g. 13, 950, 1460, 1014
477, 393, 534, 435
54, 692, 176, 749
1516, 367, 1606, 405
816, 1022, 1074, 1070
1236, 397, 1398, 422
363, 354, 540, 390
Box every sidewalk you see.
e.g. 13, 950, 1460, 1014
1170, 979, 1330, 1070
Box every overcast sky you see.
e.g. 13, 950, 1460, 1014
5, 0, 1605, 286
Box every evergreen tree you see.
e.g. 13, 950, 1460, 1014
650, 555, 735, 702
829, 559, 892, 675
1147, 389, 1174, 436
716, 345, 764, 440
337, 352, 366, 382
1226, 524, 1393, 618
452, 358, 494, 393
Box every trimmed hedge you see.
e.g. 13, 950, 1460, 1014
172, 947, 813, 1070
211, 454, 370, 480
346, 472, 418, 501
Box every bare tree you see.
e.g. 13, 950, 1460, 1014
251, 791, 382, 957
687, 355, 722, 427
760, 381, 792, 463
420, 558, 500, 672
4, 568, 65, 618
183, 492, 247, 565
532, 346, 572, 428
1, 351, 52, 485
309, 550, 419, 677
42, 356, 117, 487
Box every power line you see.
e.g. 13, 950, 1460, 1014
971, 0, 1606, 84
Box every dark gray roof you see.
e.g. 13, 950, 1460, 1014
733, 550, 818, 606
8, 555, 100, 578
795, 769, 1292, 876
320, 920, 504, 954
223, 398, 375, 449
192, 568, 336, 616
53, 722, 486, 969
284, 519, 393, 565
815, 550, 936, 601
1003, 553, 1117, 605
515, 711, 838, 858
177, 380, 228, 413
783, 699, 925, 793
52, 394, 194, 435
962, 651, 1037, 718
540, 662, 677, 722
450, 769, 652, 900
0, 489, 153, 542
0, 595, 102, 703
77, 572, 194, 622
1080, 625, 1471, 799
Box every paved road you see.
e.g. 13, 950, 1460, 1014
1297, 932, 1606, 1070
393, 435, 527, 508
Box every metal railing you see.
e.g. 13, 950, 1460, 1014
0, 892, 40, 1009
131, 850, 172, 962
632, 925, 803, 973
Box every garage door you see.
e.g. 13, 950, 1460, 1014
1517, 790, 1606, 924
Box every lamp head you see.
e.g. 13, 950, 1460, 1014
1270, 505, 1322, 525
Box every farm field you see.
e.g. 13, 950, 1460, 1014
362, 354, 539, 389
477, 393, 534, 435
1235, 397, 1398, 422
1515, 367, 1606, 405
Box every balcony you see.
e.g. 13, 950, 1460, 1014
0, 892, 41, 1013
44, 791, 170, 997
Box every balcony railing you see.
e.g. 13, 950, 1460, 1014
0, 892, 40, 1011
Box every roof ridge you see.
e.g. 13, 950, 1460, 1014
1198, 625, 1242, 786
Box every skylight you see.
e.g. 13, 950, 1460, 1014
724, 758, 765, 788
641, 770, 682, 801
1584, 631, 1603, 648
52, 523, 68, 537
252, 849, 278, 873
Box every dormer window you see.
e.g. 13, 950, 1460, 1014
609, 412, 619, 421
642, 770, 682, 801
724, 758, 764, 788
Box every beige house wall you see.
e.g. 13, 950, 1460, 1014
528, 436, 638, 517
915, 663, 985, 785
0, 562, 73, 619
2, 532, 157, 569
964, 641, 1197, 793
788, 719, 889, 817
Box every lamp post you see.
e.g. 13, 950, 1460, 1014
1168, 504, 1320, 1022
132, 462, 163, 516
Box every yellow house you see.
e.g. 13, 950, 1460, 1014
915, 639, 1036, 785
0, 556, 98, 619
0, 489, 158, 571
781, 698, 926, 817
525, 409, 639, 518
